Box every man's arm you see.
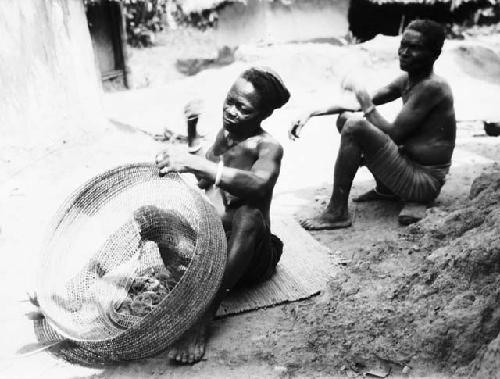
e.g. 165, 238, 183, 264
360, 80, 446, 143
371, 74, 405, 105
289, 75, 405, 140
192, 129, 224, 189
156, 139, 283, 202
289, 99, 360, 140
199, 140, 283, 201
304, 101, 361, 118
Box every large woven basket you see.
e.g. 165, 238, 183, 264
34, 163, 226, 364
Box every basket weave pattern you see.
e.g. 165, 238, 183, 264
34, 163, 226, 364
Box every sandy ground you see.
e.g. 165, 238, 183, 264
2, 27, 500, 378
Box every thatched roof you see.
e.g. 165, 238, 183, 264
367, 0, 500, 7
83, 0, 244, 15
179, 0, 245, 13
368, 0, 446, 3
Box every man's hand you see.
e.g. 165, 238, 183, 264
197, 177, 213, 190
353, 87, 373, 113
155, 147, 198, 175
289, 113, 311, 141
341, 75, 373, 113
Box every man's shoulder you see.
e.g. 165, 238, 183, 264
423, 74, 452, 94
394, 73, 409, 86
414, 75, 453, 102
256, 131, 283, 156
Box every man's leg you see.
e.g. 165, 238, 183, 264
374, 179, 395, 196
168, 205, 266, 364
337, 113, 398, 203
300, 117, 389, 230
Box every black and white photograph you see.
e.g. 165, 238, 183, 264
1, 0, 500, 377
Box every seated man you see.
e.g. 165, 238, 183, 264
289, 19, 456, 229
155, 67, 290, 364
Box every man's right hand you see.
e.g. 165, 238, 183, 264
289, 113, 311, 141
196, 177, 214, 190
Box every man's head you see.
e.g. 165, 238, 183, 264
399, 19, 445, 73
223, 67, 290, 135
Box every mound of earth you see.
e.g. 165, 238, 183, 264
449, 44, 500, 84
253, 165, 500, 377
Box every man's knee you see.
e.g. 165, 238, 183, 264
336, 111, 353, 133
341, 117, 370, 139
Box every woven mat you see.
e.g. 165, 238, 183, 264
216, 215, 335, 317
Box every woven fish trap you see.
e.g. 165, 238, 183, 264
34, 163, 226, 364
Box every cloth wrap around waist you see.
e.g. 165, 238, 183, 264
365, 136, 451, 203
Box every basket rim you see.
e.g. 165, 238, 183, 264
35, 163, 227, 362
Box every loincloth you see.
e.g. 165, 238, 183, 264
227, 227, 283, 288
364, 136, 451, 203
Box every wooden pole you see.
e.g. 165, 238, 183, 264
116, 1, 130, 88
398, 13, 406, 34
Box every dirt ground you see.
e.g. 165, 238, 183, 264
3, 24, 500, 379
102, 27, 500, 378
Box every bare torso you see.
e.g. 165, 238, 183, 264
398, 74, 456, 166
206, 129, 278, 230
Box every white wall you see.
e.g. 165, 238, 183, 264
214, 0, 349, 46
0, 0, 105, 179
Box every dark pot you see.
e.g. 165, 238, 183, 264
484, 121, 500, 137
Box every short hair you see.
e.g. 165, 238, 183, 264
240, 67, 290, 117
406, 19, 445, 56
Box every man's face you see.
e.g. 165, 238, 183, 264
398, 29, 436, 73
222, 78, 263, 135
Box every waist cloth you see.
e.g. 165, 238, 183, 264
364, 135, 451, 203
227, 226, 283, 288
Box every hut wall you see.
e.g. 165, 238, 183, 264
348, 0, 500, 41
349, 0, 453, 40
0, 0, 105, 179
348, 0, 402, 40
453, 3, 500, 25
214, 0, 350, 46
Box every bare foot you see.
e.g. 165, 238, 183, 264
299, 210, 352, 230
352, 188, 398, 203
398, 202, 427, 226
168, 318, 208, 364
